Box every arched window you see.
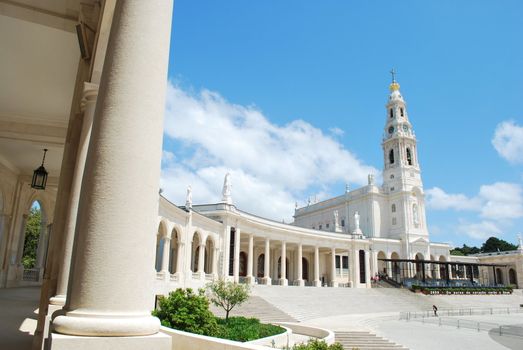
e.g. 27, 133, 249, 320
389, 149, 395, 164
391, 204, 396, 213
390, 108, 393, 119
400, 108, 404, 117
509, 269, 517, 285
406, 148, 412, 165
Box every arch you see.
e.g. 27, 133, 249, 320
390, 252, 400, 279
154, 221, 170, 272
169, 227, 180, 274
389, 149, 395, 164
204, 235, 214, 274
191, 231, 202, 272
302, 257, 309, 281
406, 147, 412, 165
21, 200, 47, 270
509, 268, 517, 286
495, 268, 504, 285
389, 108, 393, 119
377, 251, 387, 275
257, 254, 265, 277
277, 256, 289, 279
400, 107, 404, 117
239, 252, 247, 277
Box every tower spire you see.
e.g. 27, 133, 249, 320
390, 68, 396, 83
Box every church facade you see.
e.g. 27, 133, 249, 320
151, 79, 451, 294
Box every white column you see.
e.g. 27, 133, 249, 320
280, 241, 287, 286
161, 237, 171, 279
387, 261, 392, 278
198, 243, 206, 276
51, 0, 173, 341
176, 242, 184, 276
372, 251, 378, 278
246, 234, 254, 284
212, 247, 219, 278
51, 83, 98, 306
233, 228, 241, 283
353, 248, 360, 288
314, 246, 320, 287
365, 249, 371, 288
331, 248, 338, 287
263, 238, 271, 285
296, 244, 304, 286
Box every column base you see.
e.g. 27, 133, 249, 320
295, 279, 304, 287
313, 280, 321, 287
279, 278, 288, 286
246, 276, 255, 285
262, 277, 271, 285
50, 295, 66, 306
49, 331, 171, 350
331, 281, 338, 288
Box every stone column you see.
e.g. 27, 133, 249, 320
246, 234, 254, 284
51, 1, 173, 343
314, 246, 321, 287
365, 249, 371, 288
176, 242, 184, 276
331, 248, 338, 287
296, 244, 304, 286
263, 238, 271, 285
198, 243, 206, 276
160, 237, 171, 279
233, 227, 241, 283
280, 241, 287, 286
353, 248, 360, 288
212, 247, 219, 278
50, 83, 98, 306
387, 261, 392, 278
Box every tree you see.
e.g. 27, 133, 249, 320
22, 205, 42, 269
450, 244, 480, 256
481, 237, 517, 253
207, 279, 250, 321
152, 288, 218, 335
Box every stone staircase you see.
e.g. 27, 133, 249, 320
335, 331, 409, 350
210, 295, 296, 323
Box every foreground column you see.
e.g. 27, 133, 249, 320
280, 241, 287, 286
353, 248, 360, 288
51, 1, 173, 345
296, 244, 304, 286
331, 248, 338, 287
246, 234, 254, 284
263, 238, 271, 285
50, 83, 98, 306
314, 246, 321, 287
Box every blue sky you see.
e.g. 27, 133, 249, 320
161, 1, 523, 248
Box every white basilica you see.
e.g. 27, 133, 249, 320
151, 77, 451, 293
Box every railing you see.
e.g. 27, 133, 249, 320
22, 268, 40, 282
205, 274, 214, 281
169, 274, 179, 282
405, 316, 523, 338
338, 282, 350, 288
304, 281, 315, 287
192, 272, 200, 280
156, 271, 164, 279
400, 306, 523, 320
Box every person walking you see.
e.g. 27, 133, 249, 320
433, 305, 438, 317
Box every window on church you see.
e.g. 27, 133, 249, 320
389, 149, 394, 164
390, 108, 393, 119
392, 217, 397, 225
400, 108, 404, 117
406, 148, 412, 165
319, 224, 322, 230
312, 226, 315, 230
342, 256, 349, 269
392, 204, 396, 213
326, 223, 330, 229
341, 219, 345, 227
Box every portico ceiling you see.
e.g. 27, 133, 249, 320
0, 0, 82, 176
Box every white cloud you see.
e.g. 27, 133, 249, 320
492, 120, 523, 164
161, 83, 378, 221
457, 220, 502, 240
425, 187, 482, 211
478, 182, 523, 220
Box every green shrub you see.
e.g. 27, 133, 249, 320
152, 288, 218, 336
207, 279, 250, 321
292, 339, 344, 350
215, 316, 284, 342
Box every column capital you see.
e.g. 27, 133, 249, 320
80, 82, 99, 111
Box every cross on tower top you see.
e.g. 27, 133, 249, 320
390, 68, 396, 83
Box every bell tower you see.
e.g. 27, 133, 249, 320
381, 70, 429, 252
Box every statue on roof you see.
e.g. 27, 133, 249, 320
185, 185, 192, 209
222, 173, 232, 204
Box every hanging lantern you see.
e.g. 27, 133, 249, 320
31, 149, 48, 190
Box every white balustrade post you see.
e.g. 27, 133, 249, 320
51, 2, 173, 347
233, 228, 241, 283
314, 246, 321, 287
296, 244, 304, 286
246, 234, 254, 284
280, 241, 288, 286
263, 238, 271, 285
331, 247, 338, 287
